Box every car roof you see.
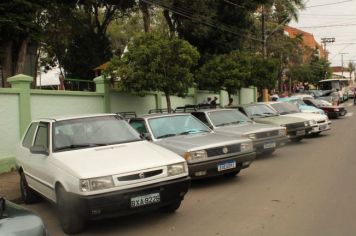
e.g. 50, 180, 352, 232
135, 113, 192, 119
32, 113, 118, 122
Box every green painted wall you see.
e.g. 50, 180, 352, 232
240, 88, 255, 104
110, 92, 157, 115
31, 93, 104, 119
161, 94, 194, 110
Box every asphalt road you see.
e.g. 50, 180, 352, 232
26, 101, 356, 236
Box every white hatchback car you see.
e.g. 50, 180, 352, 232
15, 114, 190, 234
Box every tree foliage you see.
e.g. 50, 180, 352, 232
105, 32, 199, 112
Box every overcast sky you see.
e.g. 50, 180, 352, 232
290, 0, 356, 67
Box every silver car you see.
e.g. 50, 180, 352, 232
129, 113, 256, 179
190, 109, 288, 155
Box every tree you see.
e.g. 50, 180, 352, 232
197, 51, 252, 99
105, 33, 199, 112
248, 56, 279, 90
348, 61, 355, 80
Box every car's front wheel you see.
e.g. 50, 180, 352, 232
56, 185, 86, 234
291, 137, 303, 142
20, 171, 40, 204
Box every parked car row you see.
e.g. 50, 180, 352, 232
14, 99, 346, 234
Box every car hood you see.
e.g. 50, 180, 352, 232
253, 115, 306, 126
214, 122, 282, 136
154, 132, 250, 156
52, 140, 185, 179
282, 112, 327, 121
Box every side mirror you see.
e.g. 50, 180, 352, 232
30, 145, 49, 155
140, 133, 152, 141
0, 197, 5, 219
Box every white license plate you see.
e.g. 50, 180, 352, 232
296, 130, 305, 136
131, 193, 160, 208
319, 125, 327, 131
217, 160, 236, 171
264, 142, 276, 149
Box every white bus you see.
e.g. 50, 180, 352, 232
317, 78, 350, 102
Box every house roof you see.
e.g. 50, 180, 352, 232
94, 62, 110, 71
331, 66, 348, 73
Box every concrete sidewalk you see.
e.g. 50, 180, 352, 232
0, 171, 21, 203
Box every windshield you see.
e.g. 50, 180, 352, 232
207, 110, 251, 127
270, 103, 300, 115
52, 116, 141, 152
244, 104, 278, 117
148, 115, 211, 139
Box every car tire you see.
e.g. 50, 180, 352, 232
160, 200, 182, 213
20, 172, 40, 204
263, 149, 276, 155
291, 137, 303, 142
56, 185, 86, 234
224, 170, 240, 178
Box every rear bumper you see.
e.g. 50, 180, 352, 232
69, 177, 190, 220
253, 136, 288, 154
188, 152, 256, 179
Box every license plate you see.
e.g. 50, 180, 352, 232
319, 125, 326, 131
131, 193, 160, 208
296, 130, 305, 136
217, 160, 236, 171
264, 142, 276, 149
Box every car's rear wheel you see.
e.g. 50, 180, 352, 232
20, 171, 40, 204
160, 200, 182, 213
224, 170, 240, 178
56, 185, 85, 234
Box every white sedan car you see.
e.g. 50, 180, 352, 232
15, 114, 190, 234
267, 102, 331, 135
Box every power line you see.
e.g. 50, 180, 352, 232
305, 0, 354, 8
299, 23, 356, 29
142, 0, 264, 42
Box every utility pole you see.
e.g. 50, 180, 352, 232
340, 53, 348, 76
261, 5, 269, 102
321, 37, 335, 60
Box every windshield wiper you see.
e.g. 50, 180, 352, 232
216, 121, 241, 127
156, 134, 177, 139
179, 129, 210, 135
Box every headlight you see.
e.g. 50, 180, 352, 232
183, 150, 208, 162
304, 121, 309, 127
278, 128, 287, 136
243, 133, 256, 140
308, 120, 317, 126
334, 108, 339, 111
241, 141, 253, 152
168, 162, 188, 176
80, 176, 114, 192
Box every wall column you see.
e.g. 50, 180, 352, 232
94, 76, 111, 113
8, 74, 33, 136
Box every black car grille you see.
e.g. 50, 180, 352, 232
206, 144, 240, 157
255, 130, 279, 139
317, 120, 326, 124
286, 122, 305, 130
117, 169, 163, 181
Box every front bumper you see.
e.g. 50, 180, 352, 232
325, 109, 347, 118
69, 177, 190, 220
188, 152, 256, 179
253, 136, 288, 154
287, 127, 311, 139
309, 123, 331, 133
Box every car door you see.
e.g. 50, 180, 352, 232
26, 122, 55, 198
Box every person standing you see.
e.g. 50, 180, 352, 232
210, 96, 218, 108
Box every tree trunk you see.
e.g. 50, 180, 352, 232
1, 41, 13, 87
163, 9, 175, 38
15, 36, 30, 75
139, 0, 150, 33
165, 92, 172, 113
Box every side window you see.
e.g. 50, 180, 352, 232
238, 107, 248, 116
191, 112, 210, 126
304, 100, 312, 106
34, 123, 49, 149
129, 120, 147, 135
22, 123, 39, 148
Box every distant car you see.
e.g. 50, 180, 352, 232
278, 97, 326, 115
299, 90, 324, 98
16, 114, 190, 234
129, 113, 256, 179
188, 109, 288, 155
303, 99, 347, 118
238, 103, 313, 142
348, 88, 355, 98
266, 102, 331, 135
0, 197, 48, 235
